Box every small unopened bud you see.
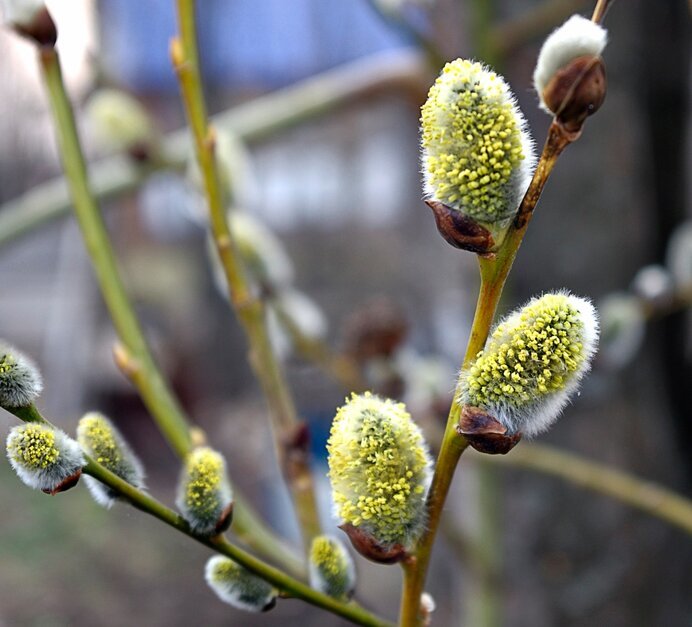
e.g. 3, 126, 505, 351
421, 59, 535, 251
84, 89, 156, 158
666, 221, 692, 287
341, 298, 408, 362
208, 212, 293, 298
0, 341, 42, 409
631, 265, 674, 307
327, 393, 432, 561
599, 293, 645, 369
1, 0, 55, 46
6, 423, 84, 494
266, 289, 328, 360
309, 535, 356, 600
176, 447, 233, 535
459, 292, 598, 441
204, 556, 277, 612
533, 15, 607, 132
76, 412, 145, 508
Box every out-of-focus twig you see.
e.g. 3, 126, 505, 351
0, 50, 430, 248
481, 442, 692, 536
172, 0, 321, 550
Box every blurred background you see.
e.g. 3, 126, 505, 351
0, 0, 690, 625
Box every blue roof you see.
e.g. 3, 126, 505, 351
99, 0, 412, 92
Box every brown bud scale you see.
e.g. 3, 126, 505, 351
457, 406, 522, 455
339, 523, 407, 564
425, 201, 496, 255
543, 55, 607, 134
42, 468, 82, 495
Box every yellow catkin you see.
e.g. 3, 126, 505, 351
327, 393, 431, 547
421, 59, 532, 223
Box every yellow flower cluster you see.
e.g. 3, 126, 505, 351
176, 446, 232, 534
78, 413, 122, 467
461, 292, 598, 437
7, 423, 58, 469
77, 412, 145, 507
327, 393, 431, 548
6, 422, 84, 492
0, 342, 42, 408
421, 59, 532, 223
309, 535, 355, 599
205, 556, 277, 613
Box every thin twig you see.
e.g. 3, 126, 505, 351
591, 0, 615, 24
36, 41, 303, 578
480, 442, 692, 536
171, 0, 321, 550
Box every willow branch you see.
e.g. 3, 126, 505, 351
171, 0, 321, 549
37, 41, 302, 577
4, 405, 391, 627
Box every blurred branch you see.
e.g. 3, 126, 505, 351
481, 442, 692, 536
172, 0, 321, 550
37, 40, 302, 577
0, 50, 430, 248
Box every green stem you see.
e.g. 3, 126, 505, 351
7, 404, 389, 625
467, 464, 502, 627
37, 44, 302, 577
83, 459, 391, 626
39, 48, 192, 457
172, 0, 321, 549
481, 442, 692, 536
399, 121, 574, 627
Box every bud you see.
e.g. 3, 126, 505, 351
0, 341, 43, 409
666, 221, 692, 287
208, 212, 294, 298
309, 535, 356, 600
6, 423, 84, 494
327, 393, 432, 561
421, 59, 535, 250
76, 412, 145, 508
599, 293, 644, 370
176, 447, 233, 535
267, 288, 328, 360
460, 292, 598, 440
84, 89, 156, 157
631, 265, 674, 307
204, 556, 277, 612
533, 15, 607, 131
1, 0, 55, 47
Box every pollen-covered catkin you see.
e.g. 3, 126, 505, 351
327, 392, 432, 549
77, 412, 145, 508
0, 341, 42, 409
6, 423, 84, 492
204, 556, 277, 612
460, 292, 598, 437
176, 446, 233, 535
309, 535, 356, 599
421, 59, 534, 224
